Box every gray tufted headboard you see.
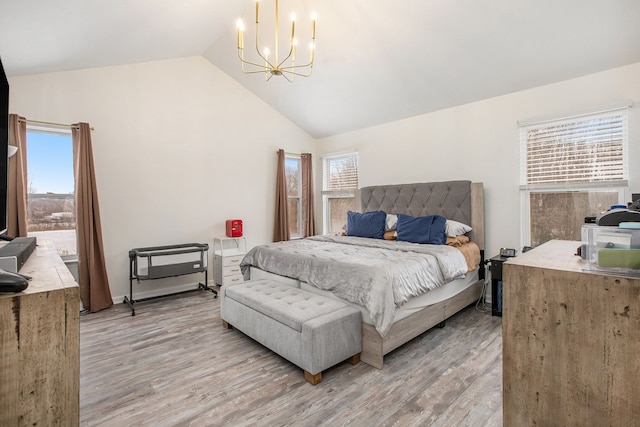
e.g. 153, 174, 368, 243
359, 180, 484, 250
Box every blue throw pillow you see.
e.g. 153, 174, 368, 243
347, 210, 386, 239
396, 214, 447, 244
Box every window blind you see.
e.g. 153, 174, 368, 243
520, 109, 628, 186
322, 153, 358, 192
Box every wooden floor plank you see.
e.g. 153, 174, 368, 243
80, 291, 503, 426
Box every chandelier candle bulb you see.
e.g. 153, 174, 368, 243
255, 0, 260, 23
311, 12, 316, 39
237, 20, 244, 49
290, 13, 295, 41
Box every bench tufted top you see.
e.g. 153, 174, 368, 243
224, 280, 350, 332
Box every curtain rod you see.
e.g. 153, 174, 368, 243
277, 150, 299, 156
17, 118, 94, 131
276, 151, 312, 157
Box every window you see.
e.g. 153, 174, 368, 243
26, 127, 76, 257
519, 108, 629, 246
322, 152, 359, 234
285, 155, 301, 238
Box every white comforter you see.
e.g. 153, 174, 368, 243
239, 235, 468, 337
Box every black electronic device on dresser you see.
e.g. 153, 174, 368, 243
0, 236, 37, 271
0, 237, 36, 292
0, 56, 10, 238
490, 249, 516, 316
0, 269, 28, 292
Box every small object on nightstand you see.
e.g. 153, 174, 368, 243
500, 247, 516, 257
225, 219, 243, 237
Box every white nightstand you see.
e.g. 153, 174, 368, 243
213, 236, 247, 286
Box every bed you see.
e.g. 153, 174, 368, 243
241, 180, 485, 369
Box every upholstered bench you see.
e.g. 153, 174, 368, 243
220, 279, 362, 385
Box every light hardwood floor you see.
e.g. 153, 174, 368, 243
80, 290, 503, 426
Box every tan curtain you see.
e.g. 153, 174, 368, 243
273, 149, 290, 242
72, 123, 112, 312
301, 153, 316, 237
7, 114, 28, 238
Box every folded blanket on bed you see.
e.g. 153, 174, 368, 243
240, 235, 469, 337
457, 241, 481, 272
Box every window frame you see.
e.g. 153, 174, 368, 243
285, 154, 302, 239
321, 151, 359, 234
25, 125, 77, 258
519, 107, 630, 247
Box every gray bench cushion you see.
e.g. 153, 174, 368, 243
224, 280, 348, 332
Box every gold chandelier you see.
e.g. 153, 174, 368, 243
236, 0, 316, 82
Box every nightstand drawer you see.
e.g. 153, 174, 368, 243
214, 257, 245, 285
223, 273, 244, 285
221, 255, 243, 267
222, 264, 242, 277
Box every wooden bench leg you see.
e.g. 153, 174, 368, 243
347, 353, 361, 365
304, 371, 322, 385
222, 320, 233, 329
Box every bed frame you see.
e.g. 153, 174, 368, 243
356, 180, 484, 368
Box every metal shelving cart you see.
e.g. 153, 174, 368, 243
125, 242, 216, 316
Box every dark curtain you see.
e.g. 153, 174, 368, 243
72, 123, 112, 312
273, 149, 290, 242
7, 114, 28, 237
301, 153, 316, 237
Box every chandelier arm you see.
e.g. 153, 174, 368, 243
254, 22, 274, 69
239, 51, 254, 74
240, 69, 274, 75
282, 63, 313, 76
279, 67, 312, 77
276, 47, 294, 68
280, 51, 314, 70
281, 72, 294, 83
238, 50, 273, 70
286, 69, 313, 78
274, 0, 279, 65
279, 61, 313, 70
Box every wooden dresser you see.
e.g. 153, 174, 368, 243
0, 240, 80, 426
502, 240, 640, 426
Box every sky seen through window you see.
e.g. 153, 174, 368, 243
27, 131, 74, 194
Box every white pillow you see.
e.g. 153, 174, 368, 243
385, 214, 398, 231
445, 219, 472, 237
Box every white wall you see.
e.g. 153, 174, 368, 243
316, 62, 640, 258
9, 58, 640, 300
9, 56, 314, 302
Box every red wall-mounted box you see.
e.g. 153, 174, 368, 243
226, 219, 243, 237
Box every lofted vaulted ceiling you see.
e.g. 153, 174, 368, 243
1, 0, 640, 138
